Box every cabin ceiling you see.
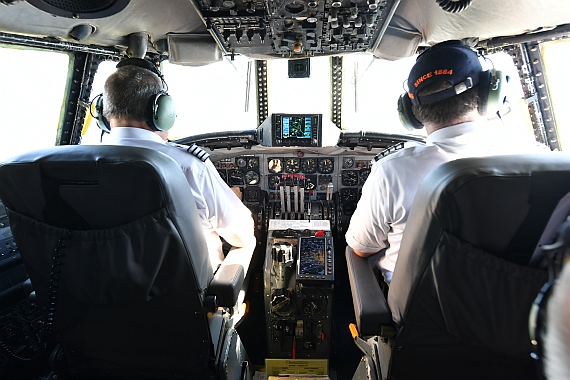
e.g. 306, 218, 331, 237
0, 0, 568, 63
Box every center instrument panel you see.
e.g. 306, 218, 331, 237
212, 149, 376, 358
213, 151, 375, 230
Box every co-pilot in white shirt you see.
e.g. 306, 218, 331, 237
103, 127, 255, 271
345, 121, 548, 281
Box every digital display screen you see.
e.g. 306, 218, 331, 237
282, 116, 312, 140
298, 237, 326, 275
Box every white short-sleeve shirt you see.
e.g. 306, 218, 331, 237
103, 127, 255, 270
345, 121, 547, 278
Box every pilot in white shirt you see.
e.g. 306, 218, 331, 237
97, 58, 256, 271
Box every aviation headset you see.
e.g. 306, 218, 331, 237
92, 58, 176, 133
397, 40, 509, 131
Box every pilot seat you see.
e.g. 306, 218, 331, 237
0, 145, 253, 379
346, 153, 570, 380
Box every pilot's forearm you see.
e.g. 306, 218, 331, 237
352, 247, 374, 258
222, 234, 257, 271
224, 233, 256, 249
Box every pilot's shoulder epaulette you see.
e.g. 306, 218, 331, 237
372, 142, 406, 163
371, 140, 425, 163
168, 142, 210, 162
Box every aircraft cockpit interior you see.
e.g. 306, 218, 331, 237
0, 0, 569, 379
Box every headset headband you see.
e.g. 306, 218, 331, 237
116, 58, 163, 79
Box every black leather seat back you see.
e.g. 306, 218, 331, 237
387, 153, 570, 379
0, 145, 214, 378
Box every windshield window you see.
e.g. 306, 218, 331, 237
163, 56, 258, 140
82, 49, 539, 143
161, 54, 418, 136
0, 47, 69, 161
341, 54, 416, 134
266, 57, 332, 119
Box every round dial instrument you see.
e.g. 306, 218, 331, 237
360, 169, 371, 185
248, 157, 259, 168
343, 157, 355, 169
317, 158, 334, 174
340, 188, 358, 203
341, 170, 359, 186
268, 158, 283, 173
304, 175, 316, 190
301, 157, 317, 173
285, 157, 301, 173
268, 175, 281, 190
244, 170, 260, 185
236, 157, 247, 168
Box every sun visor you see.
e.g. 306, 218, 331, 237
167, 34, 223, 66
371, 25, 422, 61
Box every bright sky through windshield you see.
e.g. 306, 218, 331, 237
1, 40, 569, 159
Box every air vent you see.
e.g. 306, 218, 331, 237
26, 0, 130, 19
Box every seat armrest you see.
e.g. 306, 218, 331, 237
208, 242, 254, 307
345, 246, 392, 337
208, 263, 244, 307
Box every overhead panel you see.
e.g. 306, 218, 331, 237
195, 0, 399, 58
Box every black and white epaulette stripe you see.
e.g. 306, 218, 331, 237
187, 143, 210, 161
372, 142, 406, 163
371, 140, 426, 163
168, 142, 210, 162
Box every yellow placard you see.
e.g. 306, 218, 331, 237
265, 359, 328, 376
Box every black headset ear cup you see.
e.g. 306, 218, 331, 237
92, 94, 111, 133
478, 69, 508, 116
146, 91, 176, 131
398, 93, 423, 131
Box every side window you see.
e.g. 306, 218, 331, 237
542, 39, 570, 151
81, 61, 118, 145
0, 47, 69, 161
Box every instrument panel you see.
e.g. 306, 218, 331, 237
212, 151, 376, 227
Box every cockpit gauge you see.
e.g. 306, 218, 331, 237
268, 174, 281, 190
341, 170, 359, 186
236, 157, 247, 168
248, 157, 259, 168
285, 157, 300, 173
360, 169, 371, 185
304, 175, 316, 190
342, 157, 355, 169
268, 158, 283, 173
343, 202, 357, 216
340, 188, 358, 203
317, 158, 334, 174
228, 169, 244, 186
244, 170, 260, 185
301, 157, 317, 173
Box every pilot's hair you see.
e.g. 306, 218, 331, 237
544, 262, 570, 380
103, 64, 163, 123
411, 81, 479, 126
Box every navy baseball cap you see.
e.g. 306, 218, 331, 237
407, 40, 483, 105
